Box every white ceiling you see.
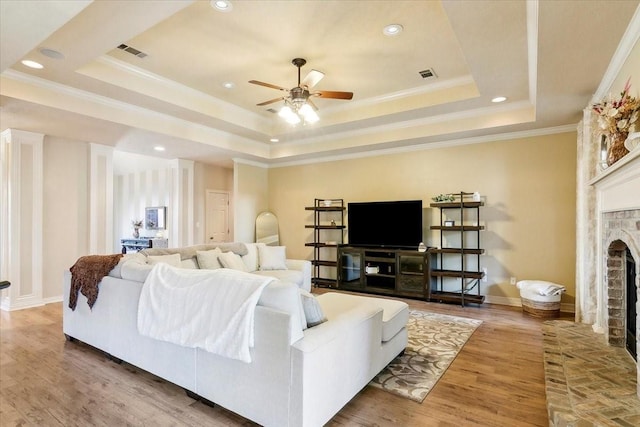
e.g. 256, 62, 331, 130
1, 0, 638, 167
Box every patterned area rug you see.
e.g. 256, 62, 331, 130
369, 309, 482, 403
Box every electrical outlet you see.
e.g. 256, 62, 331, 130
482, 267, 488, 282
510, 276, 517, 285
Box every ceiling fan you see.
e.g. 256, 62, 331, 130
249, 58, 353, 123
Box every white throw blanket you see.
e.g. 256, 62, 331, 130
137, 263, 273, 363
517, 280, 565, 296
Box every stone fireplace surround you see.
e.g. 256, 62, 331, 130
584, 146, 640, 398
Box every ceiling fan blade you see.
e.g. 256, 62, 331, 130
307, 98, 319, 111
313, 90, 354, 100
301, 69, 324, 89
249, 80, 289, 91
256, 97, 286, 106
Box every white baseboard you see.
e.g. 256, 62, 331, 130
44, 295, 63, 305
1, 294, 63, 311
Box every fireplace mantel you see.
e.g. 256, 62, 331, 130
589, 147, 640, 211
588, 147, 640, 336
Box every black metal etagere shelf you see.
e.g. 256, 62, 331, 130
305, 199, 345, 288
430, 191, 485, 306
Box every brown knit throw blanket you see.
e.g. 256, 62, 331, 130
69, 254, 123, 310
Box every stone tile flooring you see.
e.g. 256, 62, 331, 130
543, 320, 640, 426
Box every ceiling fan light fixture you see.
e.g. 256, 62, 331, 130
383, 24, 403, 36
299, 103, 319, 123
211, 0, 232, 12
279, 105, 301, 124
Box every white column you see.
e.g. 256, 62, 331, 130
0, 129, 44, 311
89, 143, 114, 254
169, 159, 194, 247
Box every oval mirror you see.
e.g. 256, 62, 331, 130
256, 211, 279, 246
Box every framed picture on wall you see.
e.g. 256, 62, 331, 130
145, 206, 166, 230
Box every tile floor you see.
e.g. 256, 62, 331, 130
543, 320, 640, 426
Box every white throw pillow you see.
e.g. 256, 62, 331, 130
242, 243, 263, 272
299, 289, 327, 328
196, 248, 223, 270
146, 253, 181, 267
258, 245, 288, 271
218, 251, 249, 272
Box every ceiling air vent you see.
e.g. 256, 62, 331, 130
418, 68, 437, 79
117, 44, 148, 59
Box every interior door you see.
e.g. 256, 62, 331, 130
205, 190, 230, 243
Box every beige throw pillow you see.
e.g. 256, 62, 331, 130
218, 251, 249, 272
196, 248, 223, 270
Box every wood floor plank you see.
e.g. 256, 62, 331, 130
0, 294, 563, 426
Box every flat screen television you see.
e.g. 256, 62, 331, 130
347, 200, 423, 249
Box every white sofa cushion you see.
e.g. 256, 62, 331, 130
108, 253, 142, 278
252, 269, 303, 288
196, 248, 223, 270
242, 243, 263, 272
258, 245, 288, 271
147, 253, 182, 267
218, 251, 249, 272
120, 255, 153, 282
258, 281, 306, 335
317, 292, 408, 342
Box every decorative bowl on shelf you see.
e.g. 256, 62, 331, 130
624, 132, 640, 152
322, 200, 332, 207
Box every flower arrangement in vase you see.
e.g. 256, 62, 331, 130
592, 78, 640, 166
131, 219, 143, 238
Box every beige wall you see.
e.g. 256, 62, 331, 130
194, 162, 233, 244
269, 132, 577, 305
234, 162, 268, 243
43, 137, 89, 299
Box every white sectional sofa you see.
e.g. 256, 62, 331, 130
118, 242, 312, 291
63, 243, 409, 427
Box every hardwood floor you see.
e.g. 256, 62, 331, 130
0, 295, 570, 426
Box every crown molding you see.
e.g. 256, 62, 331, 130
83, 55, 271, 131
591, 4, 640, 103
268, 124, 577, 168
276, 100, 534, 148
232, 157, 269, 168
321, 75, 477, 114
1, 69, 270, 156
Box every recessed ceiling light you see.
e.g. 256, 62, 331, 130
39, 48, 64, 60
492, 96, 507, 103
154, 146, 166, 152
383, 24, 403, 36
211, 0, 232, 12
270, 138, 279, 143
222, 82, 235, 89
21, 60, 43, 69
